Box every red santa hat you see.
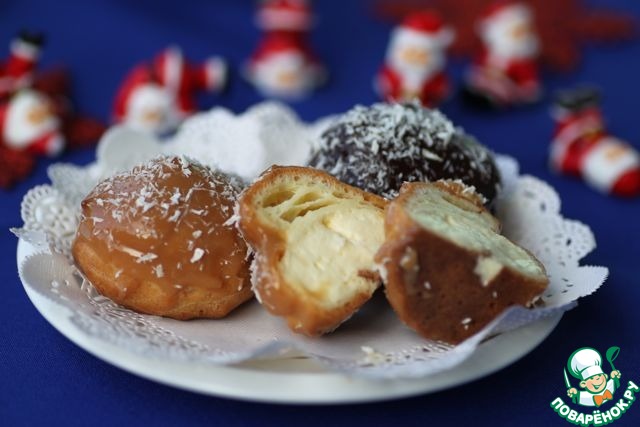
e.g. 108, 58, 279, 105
248, 33, 311, 70
256, 0, 313, 32
393, 11, 454, 49
113, 66, 153, 121
246, 33, 326, 98
112, 66, 171, 122
479, 1, 532, 32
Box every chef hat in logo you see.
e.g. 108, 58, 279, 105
569, 347, 605, 380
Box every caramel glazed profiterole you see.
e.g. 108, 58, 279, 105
72, 156, 253, 319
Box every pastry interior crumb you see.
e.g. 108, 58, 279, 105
405, 185, 545, 279
257, 183, 385, 308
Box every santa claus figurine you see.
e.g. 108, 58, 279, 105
0, 33, 105, 189
245, 33, 325, 99
0, 89, 65, 157
0, 78, 105, 189
375, 11, 454, 107
247, 0, 325, 99
256, 0, 313, 34
113, 46, 227, 135
464, 1, 541, 108
0, 31, 44, 99
550, 87, 640, 197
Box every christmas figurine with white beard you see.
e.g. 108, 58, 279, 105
245, 33, 325, 99
245, 0, 326, 99
0, 89, 64, 157
0, 32, 62, 157
113, 46, 227, 135
375, 11, 454, 107
550, 87, 640, 197
0, 85, 60, 189
464, 1, 541, 108
0, 32, 106, 188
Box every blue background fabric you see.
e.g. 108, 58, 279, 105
1, 1, 639, 425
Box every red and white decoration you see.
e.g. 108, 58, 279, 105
0, 32, 105, 188
465, 1, 541, 106
247, 0, 325, 98
550, 91, 640, 197
0, 32, 44, 98
0, 89, 65, 157
375, 11, 454, 107
245, 33, 324, 99
256, 0, 313, 33
114, 47, 227, 134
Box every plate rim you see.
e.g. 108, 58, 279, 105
17, 239, 562, 404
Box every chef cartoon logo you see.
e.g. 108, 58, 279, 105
566, 347, 621, 407
550, 346, 639, 426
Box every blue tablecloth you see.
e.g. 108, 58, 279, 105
1, 1, 639, 425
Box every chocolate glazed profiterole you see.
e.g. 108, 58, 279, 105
72, 156, 253, 319
309, 101, 502, 203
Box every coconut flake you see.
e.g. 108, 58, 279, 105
190, 248, 205, 263
136, 253, 158, 264
153, 264, 164, 278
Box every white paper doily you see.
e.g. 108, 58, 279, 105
15, 251, 563, 404
12, 103, 609, 382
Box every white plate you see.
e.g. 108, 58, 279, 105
17, 239, 561, 404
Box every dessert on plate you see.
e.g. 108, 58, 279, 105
375, 180, 548, 344
237, 165, 387, 336
72, 156, 253, 319
66, 101, 549, 347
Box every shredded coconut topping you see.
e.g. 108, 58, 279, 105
153, 264, 164, 278
78, 156, 249, 289
190, 248, 205, 263
308, 101, 500, 201
136, 253, 158, 263
83, 156, 244, 236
